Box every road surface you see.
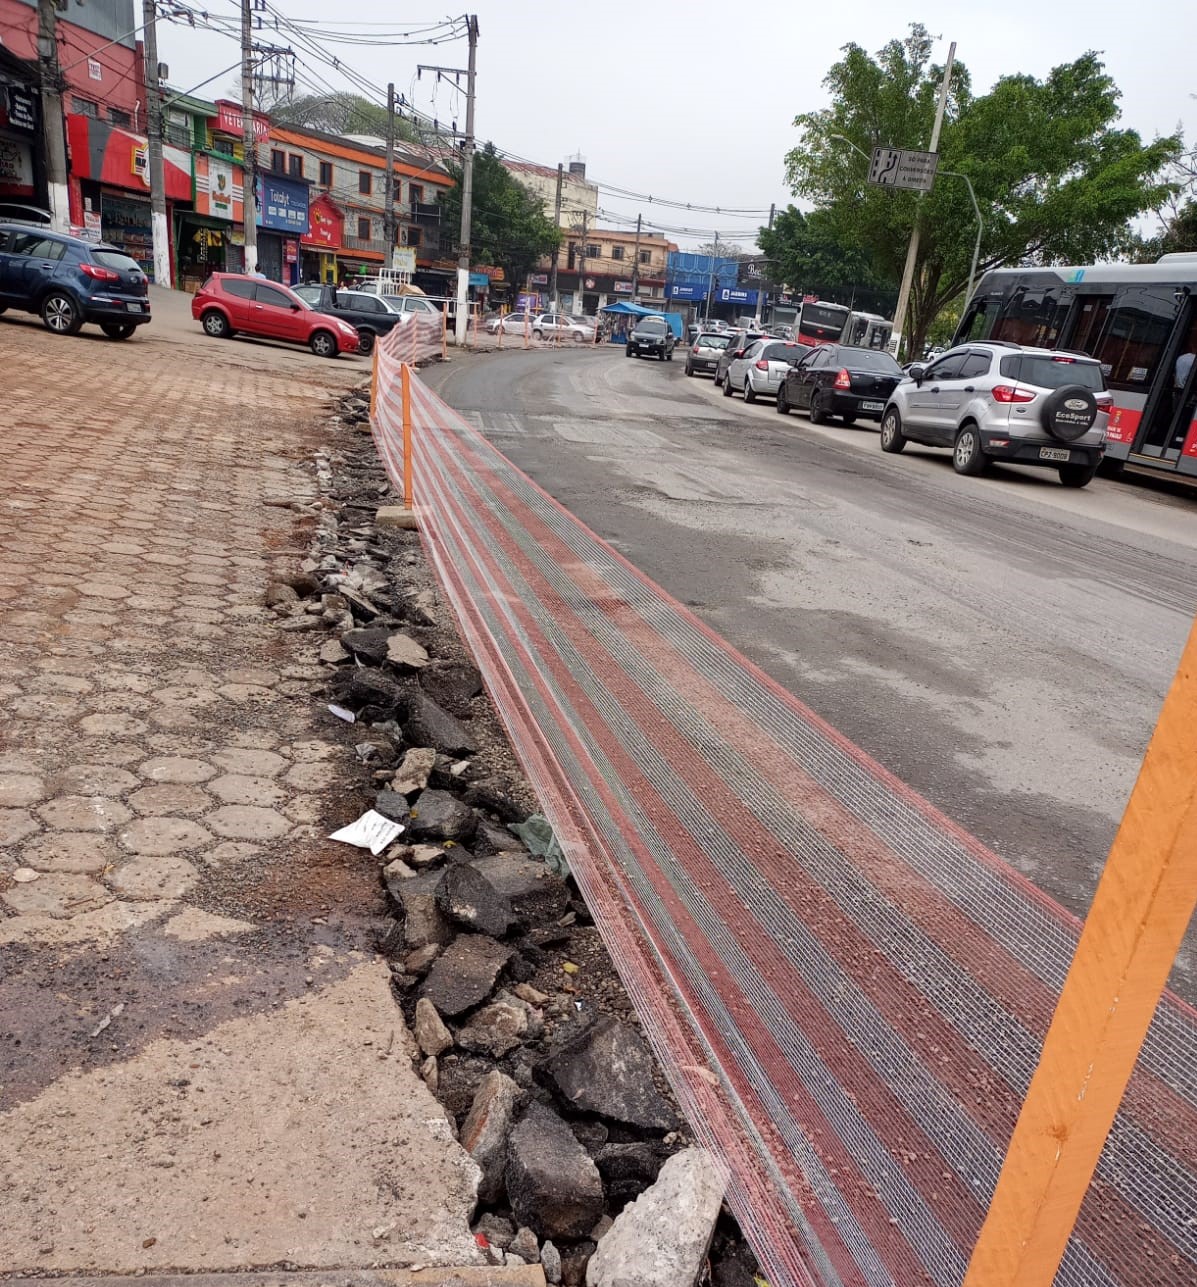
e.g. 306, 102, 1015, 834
426, 345, 1197, 997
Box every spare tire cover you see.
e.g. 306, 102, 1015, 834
1043, 385, 1099, 442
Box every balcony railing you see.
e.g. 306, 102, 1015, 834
410, 202, 442, 226
343, 233, 389, 255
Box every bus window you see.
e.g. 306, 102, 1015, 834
991, 287, 1072, 347
1091, 290, 1176, 390
1069, 296, 1112, 356
957, 299, 992, 343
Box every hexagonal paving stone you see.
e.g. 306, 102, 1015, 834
76, 581, 130, 600
106, 855, 199, 900
149, 706, 200, 731
71, 743, 143, 767
0, 808, 40, 846
0, 774, 47, 807
56, 765, 140, 795
138, 756, 217, 784
206, 805, 291, 841
118, 816, 213, 856
206, 774, 287, 808
283, 794, 325, 825
10, 695, 83, 721
37, 795, 133, 833
216, 683, 275, 703
227, 730, 282, 751
94, 672, 155, 693
78, 712, 148, 737
287, 739, 338, 763
29, 673, 94, 695
200, 841, 261, 868
283, 761, 337, 792
127, 783, 210, 816
22, 832, 116, 874
1, 872, 113, 918
211, 748, 289, 777
151, 685, 222, 708
224, 667, 279, 688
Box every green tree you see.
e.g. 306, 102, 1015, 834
270, 93, 417, 143
785, 26, 1182, 356
758, 205, 895, 312
441, 143, 561, 287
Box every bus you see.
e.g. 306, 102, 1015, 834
796, 299, 852, 345
953, 255, 1197, 476
844, 310, 893, 351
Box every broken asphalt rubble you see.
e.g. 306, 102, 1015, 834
262, 386, 764, 1286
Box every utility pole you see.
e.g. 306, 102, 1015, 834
142, 0, 171, 286
453, 14, 479, 345
240, 0, 258, 275
889, 40, 955, 361
577, 211, 588, 317
383, 81, 396, 272
36, 0, 69, 232
754, 203, 775, 326
629, 212, 642, 300
704, 231, 719, 321
548, 161, 563, 310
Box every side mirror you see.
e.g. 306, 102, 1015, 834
289, 303, 301, 312
908, 364, 926, 382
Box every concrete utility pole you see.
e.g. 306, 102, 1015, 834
704, 231, 719, 321
453, 14, 479, 344
630, 212, 642, 300
577, 211, 588, 316
890, 40, 955, 361
754, 203, 775, 326
548, 161, 563, 310
240, 0, 258, 275
142, 0, 171, 286
36, 0, 69, 232
383, 81, 396, 271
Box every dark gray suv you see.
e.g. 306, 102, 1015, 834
0, 223, 150, 338
626, 315, 675, 361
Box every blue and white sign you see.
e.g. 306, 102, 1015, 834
667, 283, 707, 301
718, 287, 759, 306
256, 174, 309, 234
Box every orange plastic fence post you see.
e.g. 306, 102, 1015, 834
442, 302, 448, 360
524, 310, 530, 350
400, 362, 414, 511
963, 616, 1197, 1287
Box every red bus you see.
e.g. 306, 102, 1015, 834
953, 255, 1197, 477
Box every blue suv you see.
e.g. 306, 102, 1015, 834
0, 222, 151, 339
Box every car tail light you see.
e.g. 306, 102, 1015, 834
834, 368, 851, 389
755, 359, 770, 371
1095, 394, 1114, 410
991, 385, 1037, 404
80, 263, 120, 282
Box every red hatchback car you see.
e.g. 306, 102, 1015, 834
191, 273, 360, 358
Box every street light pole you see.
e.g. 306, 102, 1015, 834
941, 168, 983, 306
454, 15, 479, 346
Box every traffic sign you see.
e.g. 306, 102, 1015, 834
868, 147, 939, 192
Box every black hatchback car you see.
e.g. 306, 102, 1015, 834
626, 315, 675, 360
0, 223, 151, 338
778, 343, 904, 424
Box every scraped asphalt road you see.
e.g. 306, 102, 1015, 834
425, 346, 1197, 999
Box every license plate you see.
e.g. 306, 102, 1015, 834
1039, 447, 1070, 462
126, 302, 143, 312
860, 401, 884, 412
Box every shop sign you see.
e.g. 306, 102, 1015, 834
215, 100, 270, 142
393, 247, 416, 273
666, 283, 706, 301
82, 210, 103, 241
4, 86, 37, 132
257, 174, 309, 234
303, 196, 341, 248
0, 135, 33, 196
131, 143, 149, 186
584, 277, 596, 289
613, 281, 633, 294
285, 240, 298, 264
517, 292, 540, 311
209, 156, 234, 218
468, 271, 489, 288
718, 287, 758, 306
530, 273, 548, 285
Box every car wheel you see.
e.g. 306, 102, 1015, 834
310, 329, 338, 359
743, 377, 756, 404
880, 407, 907, 453
714, 369, 724, 387
533, 329, 543, 339
953, 424, 987, 475
1059, 462, 1099, 488
808, 390, 829, 424
841, 414, 857, 426
625, 346, 633, 358
357, 330, 376, 356
776, 387, 790, 415
573, 332, 585, 344
201, 309, 230, 339
41, 291, 82, 336
100, 322, 136, 340
685, 363, 694, 376
722, 373, 735, 397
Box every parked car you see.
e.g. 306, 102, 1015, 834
191, 273, 359, 358
778, 344, 905, 423
713, 329, 767, 386
382, 294, 443, 324
723, 338, 811, 401
879, 343, 1110, 487
486, 311, 534, 335
626, 315, 675, 360
292, 284, 404, 354
0, 222, 150, 338
533, 312, 594, 342
684, 331, 731, 377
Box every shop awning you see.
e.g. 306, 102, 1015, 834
66, 114, 191, 202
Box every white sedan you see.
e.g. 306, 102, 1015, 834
486, 312, 534, 335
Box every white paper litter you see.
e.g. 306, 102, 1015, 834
327, 703, 357, 723
329, 809, 405, 855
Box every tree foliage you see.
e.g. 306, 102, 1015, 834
783, 25, 1182, 355
758, 206, 895, 314
269, 93, 417, 143
441, 143, 561, 286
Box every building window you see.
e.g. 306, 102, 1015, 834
611, 245, 624, 261
318, 161, 333, 186
585, 243, 600, 258
357, 216, 371, 240
410, 183, 424, 204
406, 226, 421, 248
270, 148, 285, 173
70, 97, 98, 118
567, 242, 577, 269
108, 107, 131, 128
639, 250, 651, 265
288, 154, 304, 178
359, 170, 372, 195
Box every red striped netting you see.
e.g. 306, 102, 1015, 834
371, 359, 1197, 1287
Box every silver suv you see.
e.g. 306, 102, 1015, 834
879, 342, 1111, 487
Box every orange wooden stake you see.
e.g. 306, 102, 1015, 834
963, 616, 1197, 1287
400, 361, 414, 511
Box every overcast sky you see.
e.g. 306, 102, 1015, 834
159, 0, 1194, 250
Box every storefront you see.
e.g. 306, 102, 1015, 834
256, 171, 310, 286
65, 114, 191, 282
177, 152, 246, 292
300, 193, 342, 283
0, 51, 44, 210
